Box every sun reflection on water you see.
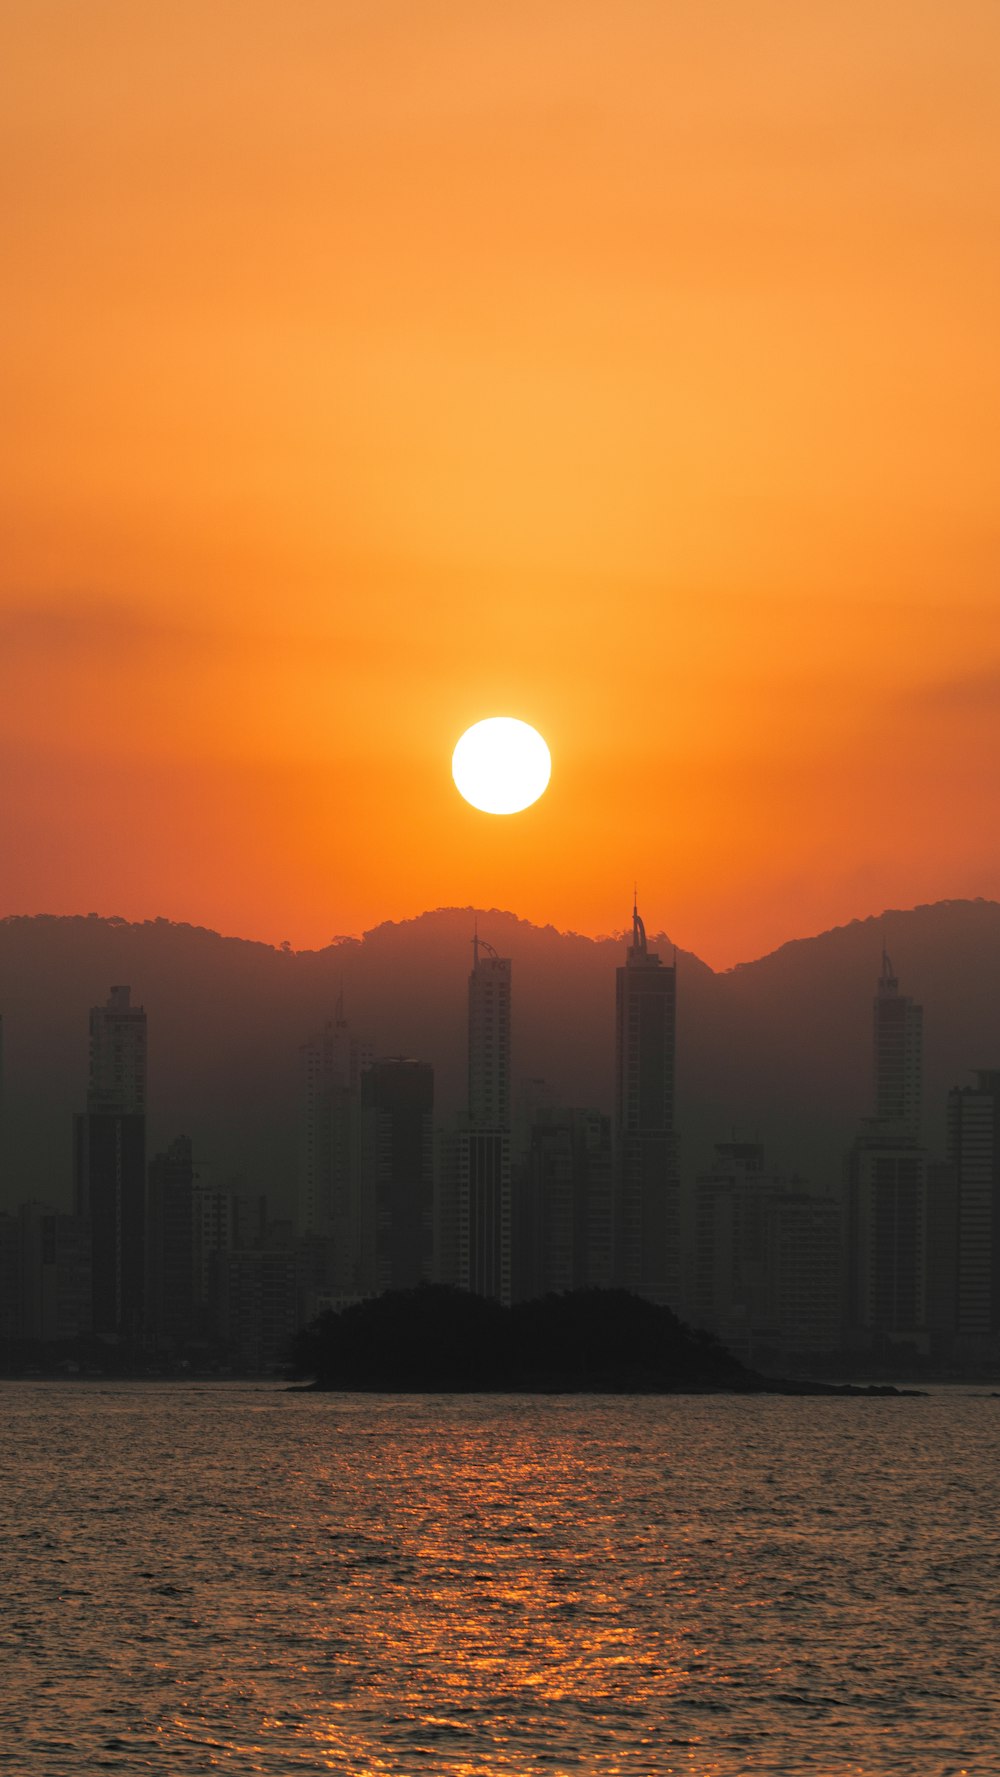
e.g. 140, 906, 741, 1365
2, 1388, 998, 1775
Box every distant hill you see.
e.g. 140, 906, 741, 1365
1, 900, 998, 1210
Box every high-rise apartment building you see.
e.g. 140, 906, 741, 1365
74, 986, 147, 1341
218, 1216, 313, 1373
191, 1178, 238, 1337
439, 937, 513, 1304
440, 1126, 512, 1303
468, 937, 512, 1127
947, 1071, 1000, 1343
693, 1141, 767, 1338
297, 1002, 371, 1293
519, 1107, 613, 1299
360, 1058, 434, 1294
848, 951, 927, 1348
613, 900, 679, 1306
873, 947, 923, 1141
847, 1148, 926, 1339
692, 1143, 842, 1359
146, 1135, 196, 1349
0, 1210, 20, 1340
18, 1202, 92, 1342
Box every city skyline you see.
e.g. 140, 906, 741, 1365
5, 7, 998, 1767
3, 901, 999, 1374
1, 894, 998, 1210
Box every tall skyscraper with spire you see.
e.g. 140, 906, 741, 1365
613, 898, 679, 1306
74, 985, 147, 1341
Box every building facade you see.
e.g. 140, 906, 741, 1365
519, 1107, 613, 1300
146, 1135, 196, 1350
360, 1058, 435, 1294
297, 1003, 372, 1300
873, 947, 923, 1141
614, 901, 679, 1306
439, 936, 514, 1305
74, 986, 147, 1342
847, 951, 927, 1350
947, 1071, 1000, 1344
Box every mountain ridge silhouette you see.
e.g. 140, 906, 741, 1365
1, 899, 998, 1210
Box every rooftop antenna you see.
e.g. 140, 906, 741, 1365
632, 884, 647, 956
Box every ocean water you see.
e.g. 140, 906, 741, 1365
1, 1384, 998, 1776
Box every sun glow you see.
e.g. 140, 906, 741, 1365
452, 718, 552, 816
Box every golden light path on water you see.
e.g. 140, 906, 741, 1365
2, 1386, 995, 1775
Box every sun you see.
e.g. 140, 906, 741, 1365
452, 718, 552, 815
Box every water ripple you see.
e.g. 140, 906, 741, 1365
1, 1383, 998, 1774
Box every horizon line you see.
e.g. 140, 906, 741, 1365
2, 895, 997, 976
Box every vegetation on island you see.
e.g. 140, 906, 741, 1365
290, 1284, 769, 1393
288, 1285, 915, 1394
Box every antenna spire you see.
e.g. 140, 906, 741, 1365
879, 935, 898, 996
631, 887, 647, 956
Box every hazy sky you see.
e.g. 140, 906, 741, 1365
3, 1, 999, 967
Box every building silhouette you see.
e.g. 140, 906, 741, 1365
873, 946, 923, 1141
18, 1202, 92, 1342
146, 1135, 196, 1350
296, 999, 371, 1293
73, 986, 147, 1342
468, 935, 512, 1127
847, 950, 927, 1349
219, 1214, 312, 1372
0, 1208, 19, 1341
439, 936, 513, 1305
191, 1176, 240, 1339
692, 1140, 767, 1339
614, 899, 678, 1306
947, 1070, 1000, 1345
692, 1142, 842, 1361
361, 1058, 434, 1294
519, 1106, 613, 1299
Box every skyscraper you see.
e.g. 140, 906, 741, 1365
468, 935, 512, 1127
438, 935, 513, 1305
360, 1058, 435, 1294
873, 946, 923, 1141
297, 998, 372, 1292
848, 950, 927, 1349
74, 985, 147, 1341
947, 1070, 1000, 1344
613, 899, 679, 1306
146, 1135, 196, 1350
520, 1106, 613, 1299
18, 1202, 92, 1342
692, 1143, 843, 1360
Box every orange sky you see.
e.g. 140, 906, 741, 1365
2, 1, 999, 968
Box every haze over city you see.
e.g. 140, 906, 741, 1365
4, 5, 1000, 1773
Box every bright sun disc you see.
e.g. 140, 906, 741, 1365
452, 718, 551, 815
